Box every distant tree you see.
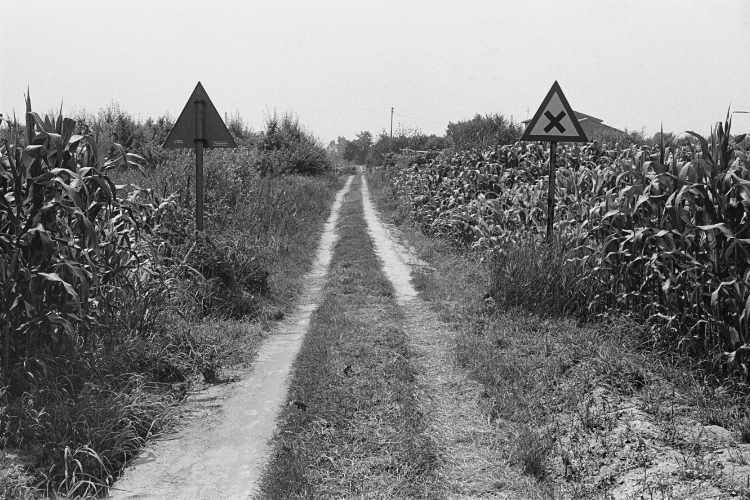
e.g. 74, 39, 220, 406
368, 130, 451, 164
354, 131, 373, 161
327, 136, 349, 158
446, 113, 521, 149
258, 112, 331, 175
342, 131, 372, 164
649, 130, 676, 146
343, 140, 359, 162
138, 116, 173, 145
424, 134, 450, 150
624, 129, 646, 145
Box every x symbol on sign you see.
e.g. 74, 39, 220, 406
544, 111, 566, 133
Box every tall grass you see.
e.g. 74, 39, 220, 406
258, 113, 331, 176
487, 234, 596, 318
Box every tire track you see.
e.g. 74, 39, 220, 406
360, 173, 517, 498
110, 175, 353, 500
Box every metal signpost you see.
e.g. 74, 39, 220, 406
521, 81, 588, 242
163, 82, 237, 232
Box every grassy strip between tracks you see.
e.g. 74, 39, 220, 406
366, 168, 750, 499
260, 176, 441, 498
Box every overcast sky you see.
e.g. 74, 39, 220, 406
2, 0, 749, 142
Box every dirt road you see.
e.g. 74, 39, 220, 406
110, 176, 353, 499
111, 172, 507, 498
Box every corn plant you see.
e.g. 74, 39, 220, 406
582, 111, 750, 367
382, 113, 750, 374
0, 91, 157, 395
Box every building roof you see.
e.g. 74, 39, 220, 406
573, 111, 603, 123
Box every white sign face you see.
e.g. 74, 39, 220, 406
521, 81, 588, 142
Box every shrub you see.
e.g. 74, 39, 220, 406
446, 113, 522, 150
258, 113, 331, 175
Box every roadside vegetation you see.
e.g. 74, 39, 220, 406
0, 93, 337, 497
378, 114, 750, 371
260, 177, 441, 498
366, 112, 750, 496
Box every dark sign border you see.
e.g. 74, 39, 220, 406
521, 81, 588, 143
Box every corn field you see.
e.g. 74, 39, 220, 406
385, 112, 750, 373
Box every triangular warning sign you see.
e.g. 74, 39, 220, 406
163, 82, 237, 149
521, 81, 588, 143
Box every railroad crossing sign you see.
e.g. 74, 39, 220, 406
521, 81, 588, 143
164, 82, 236, 232
521, 81, 588, 243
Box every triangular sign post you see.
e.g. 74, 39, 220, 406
521, 81, 588, 143
163, 82, 237, 232
521, 81, 588, 242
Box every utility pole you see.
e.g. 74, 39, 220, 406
390, 107, 394, 139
